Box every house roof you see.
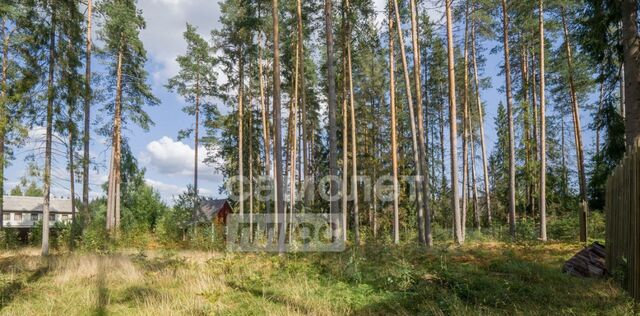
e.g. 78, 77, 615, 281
196, 198, 232, 222
2, 196, 74, 213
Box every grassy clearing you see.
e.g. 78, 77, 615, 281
0, 241, 635, 315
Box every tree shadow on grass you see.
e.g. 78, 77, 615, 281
94, 255, 109, 316
0, 259, 50, 311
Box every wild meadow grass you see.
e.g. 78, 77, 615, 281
0, 236, 635, 315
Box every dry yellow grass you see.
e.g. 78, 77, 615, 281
0, 242, 635, 315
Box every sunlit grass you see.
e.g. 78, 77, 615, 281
0, 239, 635, 315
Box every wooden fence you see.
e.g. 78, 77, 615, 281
606, 143, 640, 300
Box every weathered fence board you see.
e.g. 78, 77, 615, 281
606, 144, 640, 300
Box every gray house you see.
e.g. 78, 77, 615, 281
1, 196, 75, 228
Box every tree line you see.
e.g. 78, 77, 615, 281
0, 0, 638, 255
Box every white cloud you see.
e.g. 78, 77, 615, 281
141, 136, 221, 182
139, 0, 221, 86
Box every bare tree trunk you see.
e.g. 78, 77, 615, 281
470, 15, 491, 226
445, 0, 463, 244
560, 7, 587, 242
345, 0, 359, 245
0, 18, 9, 230
389, 1, 400, 244
470, 123, 480, 230
325, 0, 339, 225
295, 0, 310, 205
500, 0, 517, 237
539, 0, 547, 241
596, 80, 604, 155
520, 47, 534, 217
106, 40, 124, 234
289, 40, 299, 238
409, 0, 431, 246
272, 0, 286, 253
68, 116, 75, 222
392, 0, 425, 244
248, 80, 254, 240
622, 0, 640, 147
238, 48, 245, 218
194, 71, 200, 222
258, 32, 273, 222
461, 1, 470, 241
82, 0, 93, 224
340, 2, 348, 242
439, 84, 446, 197
42, 11, 56, 256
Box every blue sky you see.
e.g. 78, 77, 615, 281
3, 0, 596, 204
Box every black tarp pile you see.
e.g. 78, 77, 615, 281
563, 241, 607, 277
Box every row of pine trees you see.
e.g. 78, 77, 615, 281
0, 0, 638, 255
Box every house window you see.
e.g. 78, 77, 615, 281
2, 213, 8, 221
14, 213, 22, 221
31, 213, 39, 221
49, 214, 56, 221
62, 215, 69, 221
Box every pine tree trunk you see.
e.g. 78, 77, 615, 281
42, 10, 56, 256
248, 81, 254, 240
194, 71, 200, 222
392, 0, 425, 244
520, 47, 534, 217
341, 20, 348, 242
345, 1, 359, 245
500, 0, 517, 237
470, 16, 492, 226
238, 48, 245, 218
325, 0, 339, 225
389, 1, 400, 244
560, 7, 587, 242
470, 124, 480, 230
439, 84, 446, 198
596, 80, 604, 155
539, 0, 547, 241
82, 0, 92, 224
106, 40, 124, 233
622, 0, 640, 147
461, 1, 470, 241
295, 0, 310, 205
289, 40, 299, 238
0, 18, 8, 230
272, 0, 286, 253
445, 0, 463, 244
68, 116, 75, 222
410, 0, 431, 246
258, 33, 273, 222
